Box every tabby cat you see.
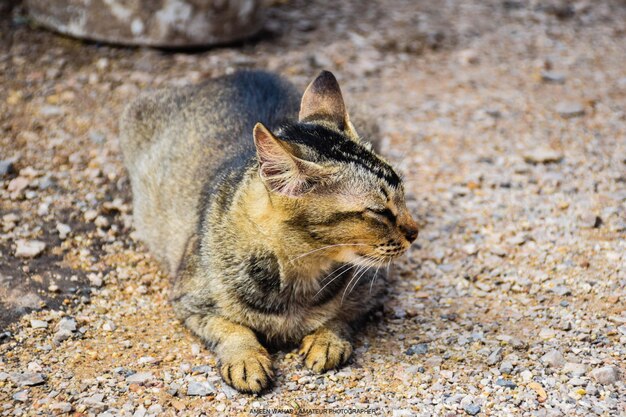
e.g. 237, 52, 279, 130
120, 70, 418, 393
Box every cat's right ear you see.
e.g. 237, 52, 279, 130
253, 123, 331, 197
299, 71, 356, 134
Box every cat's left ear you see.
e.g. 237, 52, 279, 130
299, 71, 359, 139
253, 123, 333, 197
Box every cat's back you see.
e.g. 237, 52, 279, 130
120, 71, 300, 273
121, 71, 300, 162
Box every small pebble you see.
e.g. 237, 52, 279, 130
541, 350, 565, 368
523, 148, 564, 164
126, 372, 154, 385
0, 159, 16, 177
563, 362, 588, 377
56, 317, 77, 332
495, 378, 517, 389
555, 101, 585, 118
487, 347, 503, 365
541, 71, 566, 83
590, 366, 620, 385
464, 404, 481, 416
103, 320, 116, 331
187, 381, 216, 396
49, 402, 72, 413
12, 390, 29, 402
15, 240, 46, 258
56, 223, 71, 240
30, 319, 48, 329
12, 372, 45, 386
405, 343, 429, 355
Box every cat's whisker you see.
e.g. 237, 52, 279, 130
340, 262, 368, 301
313, 263, 355, 299
320, 262, 353, 284
341, 257, 378, 304
315, 255, 381, 300
369, 264, 382, 295
357, 255, 382, 282
289, 243, 369, 263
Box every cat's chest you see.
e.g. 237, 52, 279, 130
239, 257, 352, 313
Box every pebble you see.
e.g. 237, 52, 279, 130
551, 285, 571, 296
541, 71, 566, 83
464, 404, 481, 415
523, 148, 564, 164
84, 209, 99, 222
563, 362, 588, 377
57, 317, 77, 332
30, 319, 48, 329
555, 101, 585, 118
12, 372, 45, 386
539, 328, 556, 340
103, 320, 116, 331
486, 347, 503, 365
187, 381, 216, 396
39, 105, 65, 117
88, 273, 103, 287
520, 370, 533, 382
12, 390, 29, 402
88, 130, 106, 144
499, 361, 514, 374
133, 406, 147, 417
83, 393, 104, 405
138, 356, 157, 365
95, 215, 110, 228
53, 330, 73, 345
590, 366, 620, 385
0, 159, 16, 177
8, 176, 29, 193
495, 378, 517, 389
541, 350, 565, 367
49, 402, 72, 413
221, 383, 239, 399
405, 343, 429, 355
528, 382, 548, 402
14, 240, 46, 258
462, 243, 478, 255
56, 223, 71, 240
126, 372, 154, 385
458, 49, 480, 66
580, 214, 602, 229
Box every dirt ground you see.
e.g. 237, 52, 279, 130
1, 1, 625, 416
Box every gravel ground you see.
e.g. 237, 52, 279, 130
1, 1, 625, 416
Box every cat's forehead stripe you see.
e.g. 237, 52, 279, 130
279, 124, 401, 187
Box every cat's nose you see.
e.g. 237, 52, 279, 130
399, 222, 419, 243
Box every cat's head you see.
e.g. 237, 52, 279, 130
253, 71, 418, 266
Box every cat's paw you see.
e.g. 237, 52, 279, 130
219, 347, 273, 393
299, 328, 352, 373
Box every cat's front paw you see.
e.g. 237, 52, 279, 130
299, 328, 352, 373
219, 347, 273, 393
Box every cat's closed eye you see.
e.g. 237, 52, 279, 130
365, 208, 397, 224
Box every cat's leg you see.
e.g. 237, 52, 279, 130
299, 320, 353, 373
184, 313, 273, 393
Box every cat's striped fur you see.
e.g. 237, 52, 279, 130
120, 70, 418, 393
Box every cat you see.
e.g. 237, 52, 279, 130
119, 70, 418, 393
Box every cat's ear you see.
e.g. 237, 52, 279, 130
253, 123, 331, 197
299, 71, 355, 135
